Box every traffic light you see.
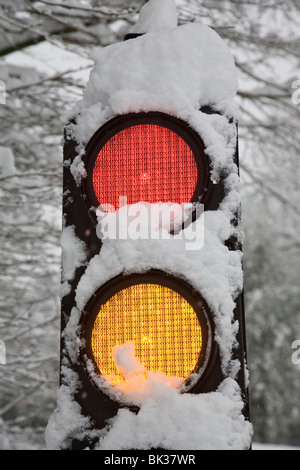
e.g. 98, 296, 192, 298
46, 0, 252, 451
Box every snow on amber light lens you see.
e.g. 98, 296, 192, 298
90, 282, 202, 387
92, 123, 198, 212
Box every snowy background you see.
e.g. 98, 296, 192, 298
0, 0, 300, 450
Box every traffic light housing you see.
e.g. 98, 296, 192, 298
47, 2, 252, 451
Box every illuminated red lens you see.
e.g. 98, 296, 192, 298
92, 124, 197, 212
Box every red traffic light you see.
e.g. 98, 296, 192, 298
82, 112, 210, 213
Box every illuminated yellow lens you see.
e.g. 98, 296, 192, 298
91, 283, 202, 386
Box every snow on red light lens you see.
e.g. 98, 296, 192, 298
92, 124, 198, 212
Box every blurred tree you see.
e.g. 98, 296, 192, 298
243, 197, 300, 445
0, 0, 299, 448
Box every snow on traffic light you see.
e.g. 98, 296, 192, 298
46, 0, 252, 451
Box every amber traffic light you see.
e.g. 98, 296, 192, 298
80, 272, 214, 390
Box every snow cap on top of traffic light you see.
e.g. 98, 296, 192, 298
66, 1, 238, 152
